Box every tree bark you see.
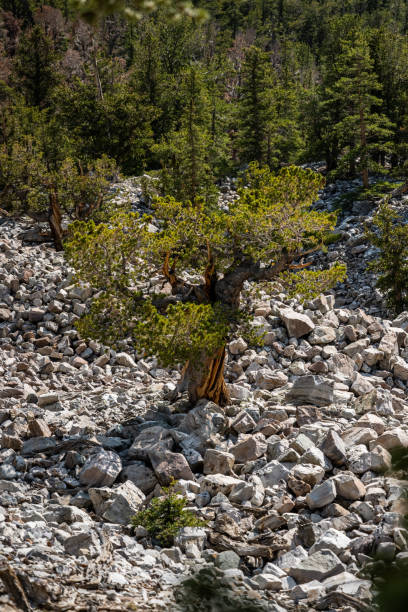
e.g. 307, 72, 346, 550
48, 190, 64, 251
179, 346, 230, 407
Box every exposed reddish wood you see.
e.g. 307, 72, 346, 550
48, 190, 64, 251
162, 252, 179, 289
180, 346, 230, 407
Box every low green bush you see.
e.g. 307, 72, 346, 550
130, 481, 206, 547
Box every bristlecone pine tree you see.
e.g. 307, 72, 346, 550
0, 143, 118, 250
65, 164, 346, 407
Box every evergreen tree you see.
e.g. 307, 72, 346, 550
322, 29, 393, 186
154, 66, 216, 204
57, 79, 156, 174
66, 164, 345, 407
237, 46, 274, 166
13, 25, 60, 107
371, 26, 408, 170
366, 202, 408, 314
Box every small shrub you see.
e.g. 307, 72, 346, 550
130, 481, 206, 547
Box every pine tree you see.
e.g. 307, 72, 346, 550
371, 26, 408, 170
237, 46, 274, 166
366, 202, 408, 314
66, 164, 345, 407
13, 25, 60, 107
323, 29, 393, 186
154, 66, 216, 204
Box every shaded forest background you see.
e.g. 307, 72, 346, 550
0, 0, 408, 205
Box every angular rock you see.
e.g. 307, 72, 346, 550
287, 375, 334, 406
28, 418, 51, 438
179, 400, 226, 454
289, 549, 345, 584
21, 436, 57, 456
306, 479, 336, 509
37, 392, 59, 407
115, 352, 137, 367
231, 411, 256, 434
64, 531, 101, 556
229, 337, 248, 355
203, 449, 235, 475
308, 326, 336, 345
343, 338, 370, 358
353, 388, 394, 416
375, 428, 408, 450
79, 449, 122, 487
147, 448, 193, 487
280, 309, 315, 338
230, 433, 267, 463
351, 372, 374, 396
393, 357, 408, 381
128, 426, 173, 460
200, 474, 243, 496
121, 462, 157, 494
311, 529, 351, 555
256, 461, 291, 487
334, 472, 366, 500
349, 447, 392, 474
321, 430, 346, 466
292, 464, 325, 486
256, 369, 288, 390
89, 480, 145, 524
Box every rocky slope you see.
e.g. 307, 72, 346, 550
1, 178, 408, 611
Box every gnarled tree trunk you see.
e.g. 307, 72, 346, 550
179, 346, 230, 407
48, 190, 63, 251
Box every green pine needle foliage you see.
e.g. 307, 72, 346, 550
366, 203, 408, 314
65, 164, 346, 373
131, 482, 206, 547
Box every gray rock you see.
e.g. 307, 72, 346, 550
21, 436, 57, 456
38, 392, 59, 407
287, 375, 334, 406
256, 460, 290, 487
215, 550, 240, 570
149, 449, 194, 486
309, 326, 336, 345
306, 479, 336, 509
280, 309, 315, 338
79, 449, 122, 487
64, 530, 101, 556
334, 472, 366, 500
229, 338, 248, 355
321, 430, 347, 466
121, 462, 158, 493
256, 369, 288, 390
44, 504, 92, 524
310, 529, 351, 555
128, 426, 173, 460
115, 352, 137, 368
289, 549, 345, 583
203, 449, 235, 475
89, 480, 145, 524
230, 433, 267, 462
200, 474, 242, 496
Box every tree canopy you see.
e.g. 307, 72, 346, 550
66, 164, 345, 405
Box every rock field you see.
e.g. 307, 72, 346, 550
1, 177, 408, 611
